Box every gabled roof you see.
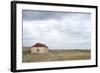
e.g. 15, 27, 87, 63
32, 43, 48, 48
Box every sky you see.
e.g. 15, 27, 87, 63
22, 10, 91, 49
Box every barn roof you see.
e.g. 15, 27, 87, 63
32, 43, 48, 48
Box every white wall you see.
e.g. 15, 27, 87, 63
0, 0, 100, 73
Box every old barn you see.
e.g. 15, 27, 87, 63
31, 43, 49, 54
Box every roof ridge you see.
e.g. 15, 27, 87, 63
32, 43, 48, 48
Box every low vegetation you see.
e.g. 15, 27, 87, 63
22, 47, 91, 63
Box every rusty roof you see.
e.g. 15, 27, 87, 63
32, 43, 48, 48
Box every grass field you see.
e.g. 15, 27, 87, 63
22, 47, 91, 63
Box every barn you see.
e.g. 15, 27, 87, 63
31, 43, 49, 54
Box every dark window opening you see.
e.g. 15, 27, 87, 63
36, 49, 40, 52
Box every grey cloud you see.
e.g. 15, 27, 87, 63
22, 10, 91, 49
23, 10, 90, 21
23, 10, 65, 20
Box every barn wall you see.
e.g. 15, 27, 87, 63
31, 47, 48, 54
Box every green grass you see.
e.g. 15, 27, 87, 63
22, 48, 91, 63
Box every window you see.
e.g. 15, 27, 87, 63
36, 49, 40, 52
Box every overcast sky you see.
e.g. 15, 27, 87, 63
22, 10, 91, 49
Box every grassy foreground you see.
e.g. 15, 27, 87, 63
22, 48, 91, 63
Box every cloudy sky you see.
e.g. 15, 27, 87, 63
22, 10, 91, 49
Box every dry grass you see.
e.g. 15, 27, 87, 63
22, 47, 91, 63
